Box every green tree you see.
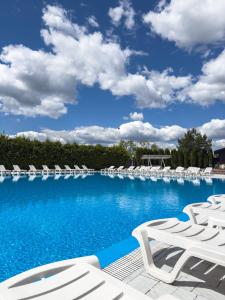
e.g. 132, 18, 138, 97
178, 128, 212, 152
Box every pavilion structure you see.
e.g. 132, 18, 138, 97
141, 154, 171, 167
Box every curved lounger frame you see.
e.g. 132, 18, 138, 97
0, 255, 178, 300
132, 218, 225, 284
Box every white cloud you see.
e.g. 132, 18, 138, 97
12, 119, 225, 149
199, 119, 225, 139
144, 0, 225, 50
87, 16, 99, 28
12, 120, 186, 147
213, 139, 225, 149
124, 112, 144, 121
188, 50, 225, 105
108, 0, 135, 30
0, 4, 192, 118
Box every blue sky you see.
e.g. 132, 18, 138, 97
0, 0, 225, 148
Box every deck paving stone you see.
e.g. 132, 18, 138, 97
104, 243, 225, 300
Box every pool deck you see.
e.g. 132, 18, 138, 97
104, 242, 225, 300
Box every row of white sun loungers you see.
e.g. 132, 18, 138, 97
0, 164, 94, 176
1, 193, 225, 299
132, 193, 225, 284
101, 165, 212, 177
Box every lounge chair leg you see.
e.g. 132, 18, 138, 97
135, 230, 191, 284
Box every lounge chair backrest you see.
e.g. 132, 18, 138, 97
204, 167, 212, 173
0, 165, 6, 171
29, 165, 36, 171
74, 165, 81, 170
126, 166, 134, 171
176, 166, 184, 172
65, 165, 70, 170
82, 165, 88, 170
13, 165, 20, 171
55, 165, 61, 170
42, 165, 49, 171
117, 166, 124, 171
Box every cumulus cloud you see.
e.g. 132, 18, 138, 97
0, 4, 192, 118
144, 0, 225, 50
188, 50, 225, 105
213, 139, 225, 149
124, 112, 144, 121
87, 16, 99, 28
199, 119, 225, 139
12, 120, 186, 147
12, 119, 225, 149
108, 0, 135, 30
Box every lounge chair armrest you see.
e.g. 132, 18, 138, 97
208, 216, 225, 229
0, 255, 99, 288
158, 296, 180, 300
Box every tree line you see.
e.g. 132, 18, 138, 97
0, 129, 214, 170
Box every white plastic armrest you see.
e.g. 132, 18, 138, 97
208, 217, 225, 229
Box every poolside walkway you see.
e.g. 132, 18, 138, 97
104, 242, 225, 300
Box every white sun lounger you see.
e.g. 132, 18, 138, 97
208, 194, 225, 204
65, 165, 76, 173
74, 165, 85, 173
171, 166, 184, 176
122, 166, 135, 174
42, 165, 55, 174
201, 167, 212, 176
28, 165, 42, 175
160, 166, 171, 176
183, 202, 225, 225
0, 255, 178, 300
82, 165, 95, 172
132, 217, 225, 283
0, 165, 11, 176
100, 166, 115, 173
113, 166, 124, 173
12, 165, 27, 175
54, 165, 66, 174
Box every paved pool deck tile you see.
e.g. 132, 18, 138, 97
104, 243, 225, 300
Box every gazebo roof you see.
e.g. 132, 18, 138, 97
141, 155, 171, 160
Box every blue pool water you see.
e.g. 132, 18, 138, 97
0, 173, 224, 281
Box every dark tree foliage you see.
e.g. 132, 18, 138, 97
178, 128, 212, 152
0, 135, 130, 170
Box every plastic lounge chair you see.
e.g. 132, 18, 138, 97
55, 165, 66, 174
65, 165, 76, 174
74, 165, 85, 173
122, 166, 135, 174
113, 166, 124, 173
12, 165, 27, 175
160, 166, 171, 176
171, 166, 184, 176
100, 166, 115, 173
28, 165, 42, 175
201, 167, 212, 176
132, 217, 225, 284
42, 165, 55, 174
208, 194, 225, 204
183, 202, 225, 226
82, 165, 95, 172
0, 165, 11, 176
0, 255, 178, 300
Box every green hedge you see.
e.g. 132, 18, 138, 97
0, 135, 213, 170
0, 135, 130, 170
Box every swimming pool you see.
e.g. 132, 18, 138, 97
0, 173, 224, 281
